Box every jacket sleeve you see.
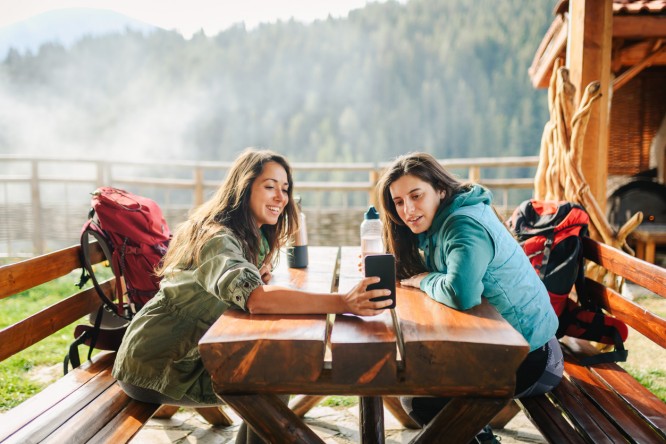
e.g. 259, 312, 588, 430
419, 216, 494, 310
193, 233, 263, 311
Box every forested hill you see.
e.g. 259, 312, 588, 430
0, 0, 557, 163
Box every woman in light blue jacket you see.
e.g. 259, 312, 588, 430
377, 152, 563, 441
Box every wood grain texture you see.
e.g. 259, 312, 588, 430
395, 285, 528, 397
518, 396, 586, 444
549, 373, 626, 443
194, 406, 234, 427
270, 246, 339, 293
222, 394, 324, 443
41, 383, 132, 444
290, 395, 325, 417
588, 362, 666, 437
582, 236, 666, 298
87, 399, 160, 444
0, 281, 109, 361
330, 311, 397, 386
200, 247, 339, 390
584, 277, 666, 348
359, 396, 384, 444
562, 357, 664, 443
411, 397, 509, 444
0, 351, 116, 442
0, 242, 104, 300
2, 368, 117, 443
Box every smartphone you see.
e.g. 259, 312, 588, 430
364, 254, 396, 309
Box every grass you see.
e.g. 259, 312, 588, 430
0, 270, 92, 411
618, 290, 666, 402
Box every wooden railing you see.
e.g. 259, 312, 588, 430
0, 155, 539, 256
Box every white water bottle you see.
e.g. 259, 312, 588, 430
360, 205, 384, 257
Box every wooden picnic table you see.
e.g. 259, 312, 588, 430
199, 246, 529, 443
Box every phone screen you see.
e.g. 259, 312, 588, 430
364, 254, 396, 309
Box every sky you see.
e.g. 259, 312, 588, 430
1, 0, 383, 37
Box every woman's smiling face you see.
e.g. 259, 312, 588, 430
249, 161, 289, 228
389, 174, 445, 234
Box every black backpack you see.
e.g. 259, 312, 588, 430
509, 199, 628, 364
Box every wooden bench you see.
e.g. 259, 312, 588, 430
0, 244, 232, 443
518, 236, 666, 443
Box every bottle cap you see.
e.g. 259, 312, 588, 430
364, 206, 380, 220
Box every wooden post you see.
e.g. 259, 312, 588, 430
369, 168, 380, 208
194, 166, 204, 207
566, 0, 613, 211
30, 160, 44, 254
651, 114, 666, 183
468, 166, 481, 183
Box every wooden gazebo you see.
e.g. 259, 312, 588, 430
528, 0, 666, 263
529, 0, 666, 208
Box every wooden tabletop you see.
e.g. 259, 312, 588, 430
198, 246, 529, 443
199, 246, 529, 397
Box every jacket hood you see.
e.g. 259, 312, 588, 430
418, 185, 492, 247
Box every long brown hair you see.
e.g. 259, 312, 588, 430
377, 152, 469, 279
157, 148, 298, 276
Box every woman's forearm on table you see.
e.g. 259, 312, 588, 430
246, 285, 345, 314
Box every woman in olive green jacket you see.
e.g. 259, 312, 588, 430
112, 148, 391, 443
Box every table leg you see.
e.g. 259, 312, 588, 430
221, 394, 324, 443
409, 397, 509, 444
360, 396, 384, 444
383, 396, 420, 429
290, 395, 325, 417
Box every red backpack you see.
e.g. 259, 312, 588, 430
509, 199, 628, 364
66, 187, 171, 372
79, 187, 171, 318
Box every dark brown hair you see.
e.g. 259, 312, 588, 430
158, 148, 298, 275
377, 152, 470, 279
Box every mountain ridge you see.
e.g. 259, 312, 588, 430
0, 8, 159, 57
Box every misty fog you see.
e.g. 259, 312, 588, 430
0, 0, 555, 165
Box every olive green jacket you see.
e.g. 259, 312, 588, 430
112, 230, 267, 404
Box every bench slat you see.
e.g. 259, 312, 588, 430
588, 362, 666, 438
562, 338, 666, 438
549, 376, 623, 443
518, 395, 586, 444
0, 352, 116, 442
563, 357, 663, 443
87, 399, 161, 444
584, 277, 666, 348
582, 237, 666, 298
0, 281, 111, 361
0, 243, 104, 300
2, 367, 117, 443
41, 383, 132, 444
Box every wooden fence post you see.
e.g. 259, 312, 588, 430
30, 160, 44, 254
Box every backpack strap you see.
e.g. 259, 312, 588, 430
537, 233, 555, 280
578, 329, 628, 365
80, 221, 131, 320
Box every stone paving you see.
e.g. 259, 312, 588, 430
132, 400, 547, 443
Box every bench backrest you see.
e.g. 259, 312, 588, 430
0, 243, 111, 362
581, 237, 666, 348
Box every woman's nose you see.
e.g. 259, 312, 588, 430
404, 200, 415, 215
